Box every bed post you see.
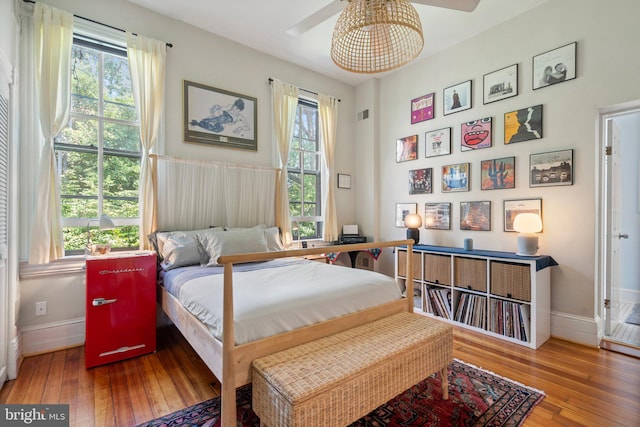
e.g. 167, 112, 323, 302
221, 262, 237, 427
406, 242, 414, 312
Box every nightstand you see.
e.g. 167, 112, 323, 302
85, 251, 157, 368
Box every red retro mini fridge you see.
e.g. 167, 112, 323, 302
85, 251, 157, 368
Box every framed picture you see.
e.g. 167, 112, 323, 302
396, 135, 418, 162
442, 162, 470, 193
396, 203, 417, 227
424, 202, 451, 230
461, 117, 492, 151
530, 149, 573, 187
533, 42, 577, 90
183, 80, 257, 150
460, 201, 491, 231
443, 80, 472, 115
504, 198, 542, 232
481, 156, 515, 190
483, 64, 518, 104
424, 127, 451, 157
504, 105, 543, 144
409, 168, 432, 195
337, 173, 351, 189
411, 92, 435, 124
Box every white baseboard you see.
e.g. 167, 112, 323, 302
7, 335, 21, 380
551, 311, 600, 347
621, 289, 640, 304
21, 318, 85, 356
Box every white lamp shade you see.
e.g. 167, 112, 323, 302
98, 214, 116, 230
513, 213, 542, 233
404, 213, 422, 229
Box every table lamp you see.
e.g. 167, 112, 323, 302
513, 213, 542, 256
404, 213, 422, 244
85, 214, 115, 255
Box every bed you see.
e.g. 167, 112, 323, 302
150, 155, 416, 426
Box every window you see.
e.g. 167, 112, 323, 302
287, 99, 322, 240
54, 37, 140, 254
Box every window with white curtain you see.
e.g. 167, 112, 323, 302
288, 99, 323, 240
54, 35, 140, 254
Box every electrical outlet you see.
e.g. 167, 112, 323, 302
35, 301, 47, 317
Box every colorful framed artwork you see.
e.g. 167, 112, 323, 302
425, 127, 451, 157
396, 203, 417, 227
424, 202, 451, 230
461, 117, 492, 151
480, 156, 515, 190
442, 162, 470, 193
409, 168, 432, 195
460, 201, 491, 231
443, 80, 472, 115
411, 92, 435, 124
530, 149, 573, 187
504, 198, 542, 232
504, 104, 543, 144
483, 64, 518, 104
396, 135, 418, 162
533, 42, 577, 90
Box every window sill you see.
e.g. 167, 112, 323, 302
19, 256, 86, 279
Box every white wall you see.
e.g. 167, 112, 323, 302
361, 0, 640, 345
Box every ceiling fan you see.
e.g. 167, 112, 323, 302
287, 0, 481, 36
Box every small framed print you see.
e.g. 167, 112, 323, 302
483, 64, 518, 104
461, 117, 492, 151
396, 203, 417, 227
411, 92, 435, 124
425, 127, 451, 157
504, 105, 543, 144
533, 42, 577, 90
442, 162, 470, 193
337, 173, 351, 189
396, 135, 418, 162
424, 202, 451, 230
504, 198, 542, 232
460, 201, 491, 231
409, 168, 432, 195
481, 156, 515, 190
443, 80, 472, 115
530, 149, 573, 187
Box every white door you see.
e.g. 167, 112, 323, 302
0, 66, 9, 389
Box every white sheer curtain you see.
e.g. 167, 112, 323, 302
319, 94, 339, 241
28, 3, 73, 264
271, 79, 299, 246
126, 33, 166, 249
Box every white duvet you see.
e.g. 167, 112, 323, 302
177, 260, 403, 345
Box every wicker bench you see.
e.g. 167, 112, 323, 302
252, 312, 453, 427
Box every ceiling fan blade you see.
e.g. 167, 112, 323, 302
286, 0, 346, 36
413, 0, 480, 12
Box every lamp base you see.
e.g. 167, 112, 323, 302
516, 234, 538, 256
406, 228, 420, 245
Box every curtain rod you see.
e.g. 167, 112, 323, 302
23, 0, 173, 48
268, 78, 341, 102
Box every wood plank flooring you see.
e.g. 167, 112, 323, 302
1, 323, 639, 427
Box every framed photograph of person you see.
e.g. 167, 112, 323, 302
504, 104, 543, 144
409, 168, 432, 195
461, 117, 492, 151
396, 134, 418, 162
411, 92, 435, 124
443, 80, 472, 115
460, 201, 491, 231
481, 156, 515, 190
396, 203, 417, 227
441, 162, 470, 193
424, 203, 451, 230
424, 127, 451, 157
530, 149, 573, 187
532, 42, 577, 90
183, 80, 257, 150
504, 198, 542, 232
483, 64, 518, 104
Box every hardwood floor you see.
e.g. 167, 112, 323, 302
1, 323, 639, 427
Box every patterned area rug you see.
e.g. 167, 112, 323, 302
137, 359, 544, 427
625, 303, 640, 326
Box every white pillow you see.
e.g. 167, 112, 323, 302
264, 226, 284, 251
198, 227, 268, 267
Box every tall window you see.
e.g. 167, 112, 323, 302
288, 99, 322, 240
54, 37, 140, 254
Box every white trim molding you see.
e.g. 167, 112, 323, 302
551, 310, 600, 347
21, 317, 85, 356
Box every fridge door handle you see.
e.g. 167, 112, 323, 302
92, 297, 118, 306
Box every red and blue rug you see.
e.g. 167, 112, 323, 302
138, 359, 544, 427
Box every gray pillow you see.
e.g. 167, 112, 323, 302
199, 227, 268, 266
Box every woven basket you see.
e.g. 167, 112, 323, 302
454, 256, 487, 292
490, 261, 531, 301
424, 253, 451, 285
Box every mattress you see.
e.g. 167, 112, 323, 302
162, 258, 403, 345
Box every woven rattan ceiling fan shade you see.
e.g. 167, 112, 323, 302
331, 0, 424, 74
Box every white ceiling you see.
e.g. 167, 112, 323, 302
126, 0, 547, 86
